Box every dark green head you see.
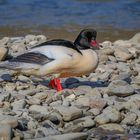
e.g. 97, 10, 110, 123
74, 29, 100, 50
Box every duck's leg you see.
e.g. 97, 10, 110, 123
49, 78, 63, 91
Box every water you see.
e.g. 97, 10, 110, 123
0, 0, 140, 41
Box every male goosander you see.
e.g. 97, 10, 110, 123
0, 29, 100, 91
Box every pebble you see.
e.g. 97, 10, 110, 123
0, 33, 139, 139
54, 106, 83, 121
0, 47, 8, 61
114, 47, 133, 61
95, 106, 121, 125
29, 105, 49, 115
33, 132, 88, 140
106, 80, 135, 97
0, 115, 18, 128
12, 99, 26, 110
0, 124, 12, 140
98, 123, 125, 133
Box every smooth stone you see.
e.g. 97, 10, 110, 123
33, 92, 48, 100
115, 73, 131, 83
49, 100, 62, 106
132, 76, 140, 85
88, 108, 101, 116
95, 106, 121, 125
99, 54, 108, 63
35, 121, 60, 137
27, 97, 41, 105
0, 47, 8, 61
121, 112, 137, 125
116, 62, 130, 73
23, 131, 34, 139
98, 123, 124, 133
33, 132, 87, 140
17, 75, 32, 83
108, 55, 117, 62
106, 80, 134, 97
27, 120, 38, 130
0, 74, 12, 82
101, 41, 112, 48
12, 99, 26, 110
0, 115, 18, 128
25, 34, 36, 43
0, 124, 12, 140
0, 92, 11, 102
0, 37, 10, 45
4, 82, 16, 92
72, 116, 95, 128
36, 35, 47, 41
29, 40, 38, 46
129, 32, 140, 44
114, 47, 133, 61
10, 42, 26, 54
29, 105, 49, 115
99, 46, 114, 55
75, 97, 106, 112
54, 106, 82, 121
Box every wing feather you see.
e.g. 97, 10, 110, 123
9, 52, 54, 65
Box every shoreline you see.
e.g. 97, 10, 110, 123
0, 33, 140, 139
0, 25, 140, 42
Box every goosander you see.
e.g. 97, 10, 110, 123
0, 29, 100, 91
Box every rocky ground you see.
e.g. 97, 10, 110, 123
0, 33, 140, 140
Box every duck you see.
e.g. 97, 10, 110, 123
0, 29, 101, 91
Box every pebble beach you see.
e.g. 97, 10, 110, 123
0, 33, 140, 140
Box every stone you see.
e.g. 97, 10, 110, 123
114, 47, 133, 61
106, 80, 134, 97
98, 123, 124, 133
54, 106, 82, 121
33, 92, 48, 100
95, 107, 121, 125
108, 55, 117, 62
25, 34, 36, 43
0, 37, 10, 45
12, 99, 26, 110
99, 54, 108, 63
27, 119, 38, 130
99, 46, 114, 55
0, 124, 12, 140
29, 105, 49, 115
0, 115, 18, 128
4, 82, 16, 92
101, 41, 112, 48
17, 75, 32, 83
72, 116, 95, 128
36, 35, 47, 42
0, 47, 8, 61
33, 133, 88, 140
121, 112, 137, 125
10, 42, 26, 54
26, 97, 41, 105
129, 33, 140, 44
132, 76, 140, 85
75, 97, 106, 112
49, 100, 62, 106
88, 108, 101, 116
35, 121, 60, 137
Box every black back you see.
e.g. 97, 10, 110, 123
32, 39, 82, 54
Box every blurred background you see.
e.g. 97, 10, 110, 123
0, 0, 140, 42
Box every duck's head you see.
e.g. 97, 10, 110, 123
74, 29, 101, 50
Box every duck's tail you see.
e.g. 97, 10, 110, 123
0, 61, 39, 71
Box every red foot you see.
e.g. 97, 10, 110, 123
48, 78, 63, 92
